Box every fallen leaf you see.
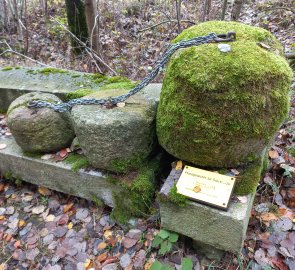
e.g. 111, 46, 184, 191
84, 259, 91, 268
14, 240, 21, 249
32, 205, 45, 215
104, 230, 112, 239
67, 222, 73, 229
260, 212, 279, 226
63, 202, 74, 213
18, 220, 25, 228
269, 150, 279, 159
0, 144, 7, 150
38, 186, 51, 196
59, 148, 68, 158
97, 242, 107, 250
175, 160, 183, 170
96, 252, 108, 263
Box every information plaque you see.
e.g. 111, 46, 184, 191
176, 166, 236, 210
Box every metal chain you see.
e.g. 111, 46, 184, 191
28, 32, 236, 112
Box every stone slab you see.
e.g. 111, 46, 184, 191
0, 137, 119, 207
0, 67, 84, 111
0, 67, 162, 112
159, 168, 255, 254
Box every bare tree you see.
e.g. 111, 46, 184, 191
175, 0, 181, 34
65, 0, 88, 54
84, 0, 100, 54
221, 0, 228, 20
201, 0, 212, 22
231, 0, 244, 21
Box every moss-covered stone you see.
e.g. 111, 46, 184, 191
71, 88, 158, 173
7, 92, 75, 153
110, 160, 159, 223
157, 21, 292, 173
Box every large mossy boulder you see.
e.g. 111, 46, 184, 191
157, 21, 293, 168
71, 85, 161, 173
7, 92, 75, 153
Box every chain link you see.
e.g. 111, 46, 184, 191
28, 32, 236, 112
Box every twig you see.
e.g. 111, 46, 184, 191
138, 19, 195, 33
50, 16, 117, 75
263, 7, 295, 14
0, 40, 50, 67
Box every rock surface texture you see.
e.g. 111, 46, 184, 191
7, 92, 75, 153
157, 21, 293, 170
71, 84, 161, 173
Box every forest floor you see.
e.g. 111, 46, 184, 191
0, 0, 294, 269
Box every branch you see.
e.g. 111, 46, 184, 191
263, 7, 295, 14
138, 19, 195, 33
0, 40, 50, 67
50, 16, 117, 76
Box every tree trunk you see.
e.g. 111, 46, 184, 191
84, 0, 100, 54
201, 0, 212, 22
65, 0, 88, 54
231, 0, 244, 21
221, 0, 228, 20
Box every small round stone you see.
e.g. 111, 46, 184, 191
7, 92, 75, 153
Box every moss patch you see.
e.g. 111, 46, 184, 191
110, 159, 160, 223
157, 21, 292, 173
2, 66, 13, 71
66, 88, 96, 100
173, 20, 283, 54
38, 67, 69, 75
23, 152, 43, 159
111, 153, 148, 174
160, 183, 188, 207
64, 153, 90, 172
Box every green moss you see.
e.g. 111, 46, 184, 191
15, 66, 21, 69
167, 184, 188, 206
3, 171, 13, 180
234, 158, 264, 195
64, 153, 90, 172
110, 160, 159, 223
111, 153, 147, 174
2, 66, 13, 71
71, 74, 81, 78
38, 67, 68, 75
23, 152, 42, 159
0, 108, 6, 114
173, 21, 283, 54
66, 88, 96, 100
157, 21, 293, 172
90, 193, 104, 207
